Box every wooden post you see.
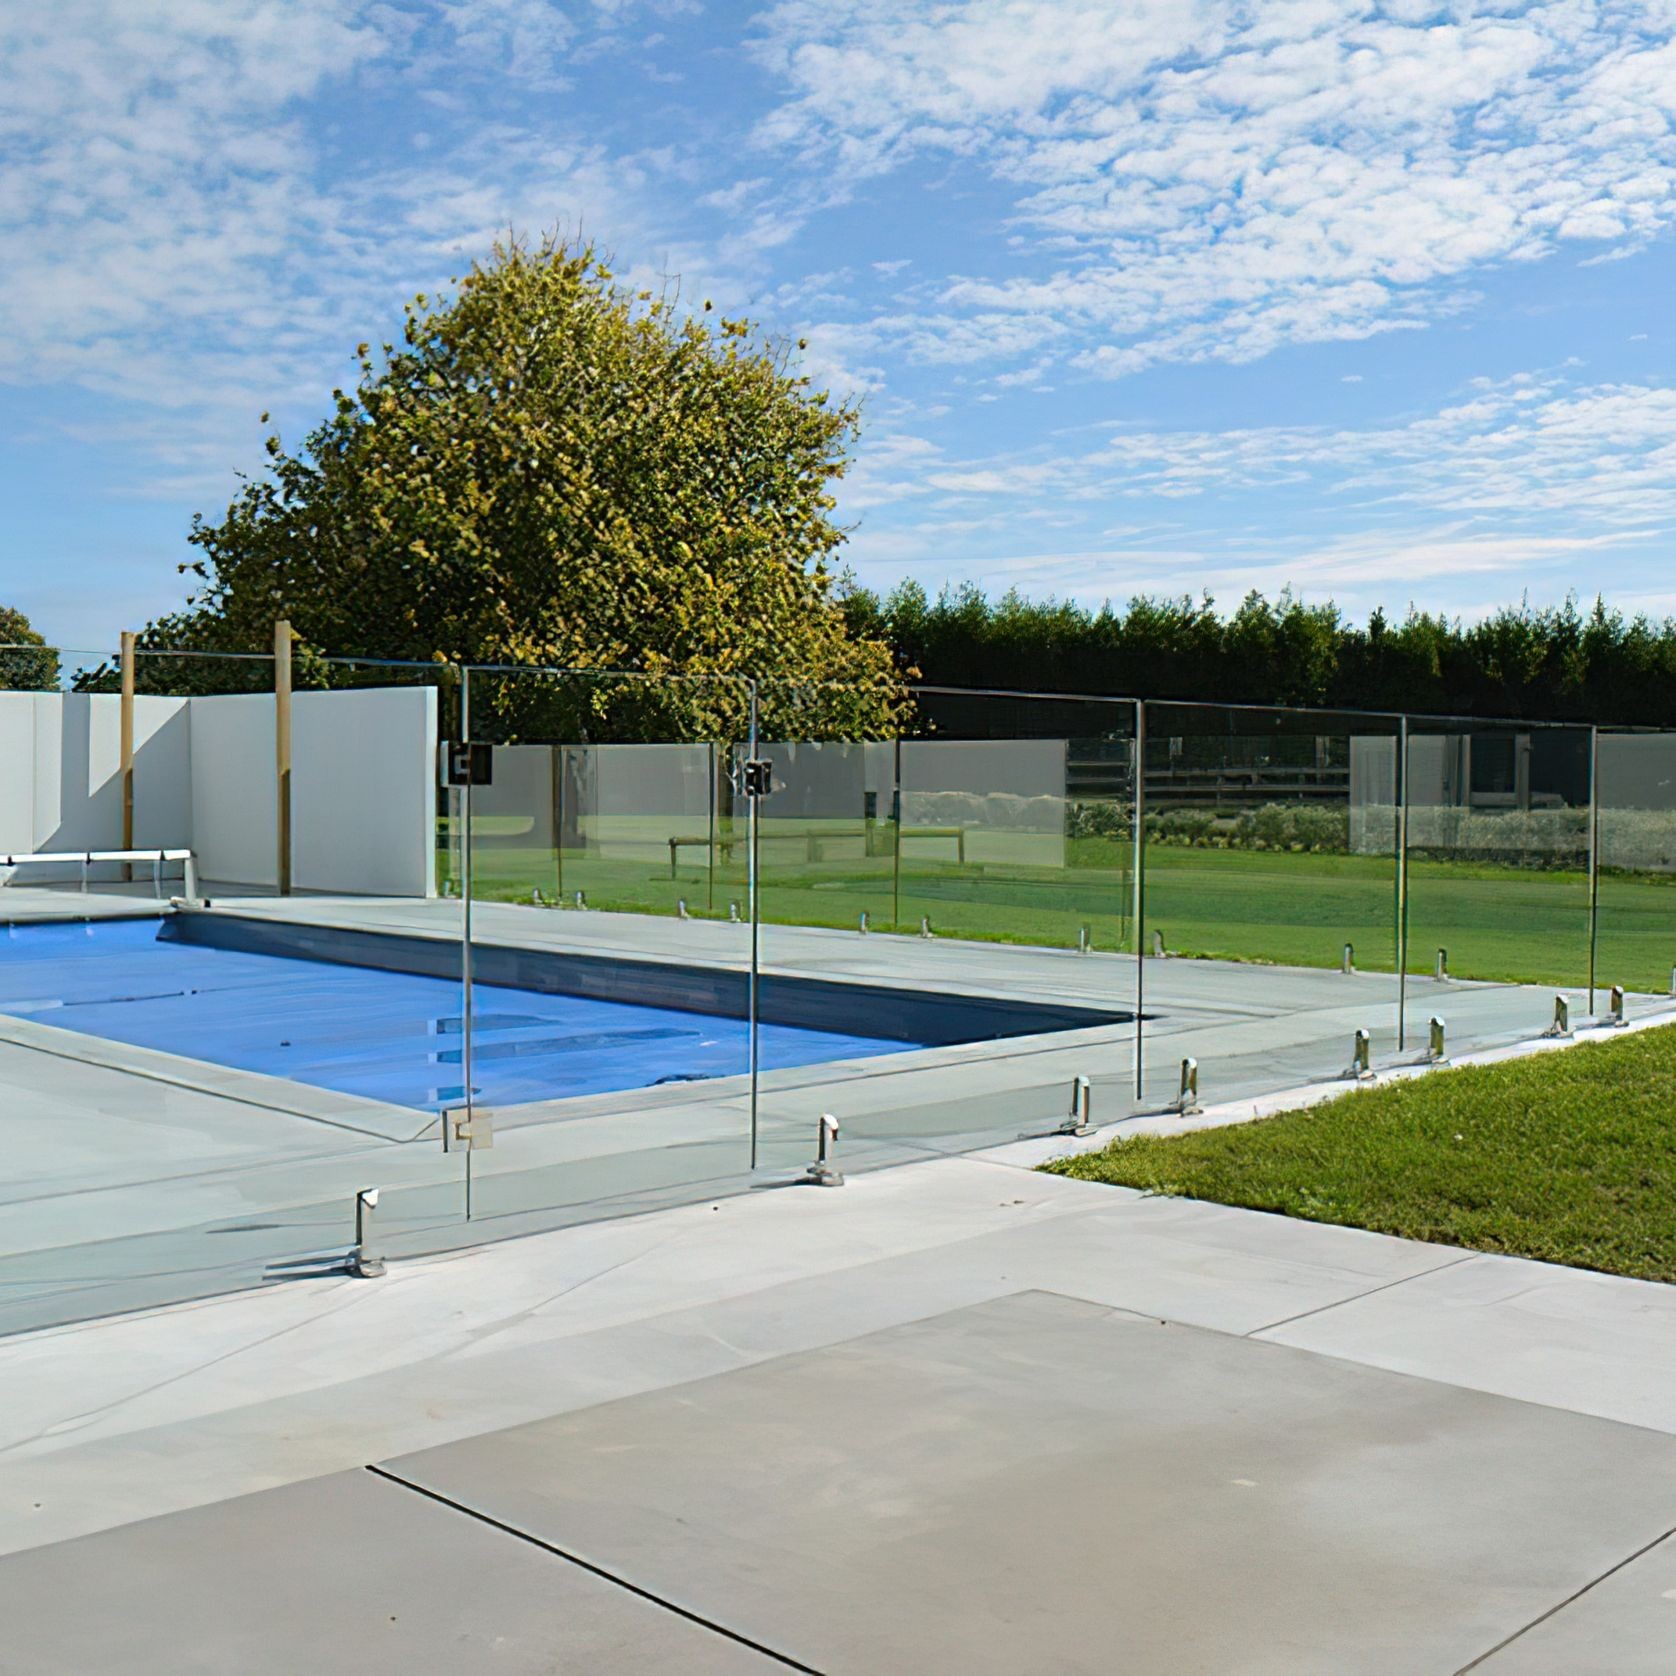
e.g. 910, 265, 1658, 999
275, 619, 293, 896
119, 631, 136, 882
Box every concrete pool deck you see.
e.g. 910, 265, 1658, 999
5, 1146, 1676, 1670
0, 882, 1669, 1335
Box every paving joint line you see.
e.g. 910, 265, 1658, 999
364, 1462, 826, 1674
1244, 1252, 1479, 1339
1453, 1518, 1676, 1672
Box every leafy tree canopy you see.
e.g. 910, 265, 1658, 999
0, 606, 60, 691
151, 235, 905, 740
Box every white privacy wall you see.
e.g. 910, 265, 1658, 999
127, 697, 193, 849
0, 697, 31, 857
187, 693, 277, 889
292, 686, 437, 895
0, 687, 436, 896
0, 693, 191, 875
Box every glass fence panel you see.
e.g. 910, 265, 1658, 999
1138, 703, 1403, 1106
898, 735, 1131, 951
585, 742, 734, 920
748, 740, 895, 933
298, 655, 470, 1254
1141, 704, 1399, 971
0, 648, 468, 1334
454, 739, 731, 921
1595, 731, 1676, 1005
1403, 720, 1592, 992
752, 689, 1140, 1180
459, 668, 755, 1233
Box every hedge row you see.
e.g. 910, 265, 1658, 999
901, 791, 1676, 873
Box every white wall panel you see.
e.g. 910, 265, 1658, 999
292, 686, 437, 896
0, 695, 37, 857
188, 694, 277, 889
0, 685, 432, 896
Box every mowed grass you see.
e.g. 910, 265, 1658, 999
1146, 849, 1608, 985
1046, 1025, 1676, 1283
446, 826, 1676, 990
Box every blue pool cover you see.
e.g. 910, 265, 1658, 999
0, 919, 922, 1110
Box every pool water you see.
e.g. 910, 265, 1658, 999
0, 919, 922, 1110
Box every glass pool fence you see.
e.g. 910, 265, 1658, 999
1, 643, 1673, 1334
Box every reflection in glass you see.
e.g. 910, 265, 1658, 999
1595, 731, 1676, 997
1403, 723, 1591, 988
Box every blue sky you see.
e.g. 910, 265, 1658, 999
2, 0, 1674, 656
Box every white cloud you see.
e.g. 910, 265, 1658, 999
837, 369, 1676, 613
436, 0, 579, 84
756, 1, 1676, 378
1094, 377, 1676, 524
0, 0, 727, 503
11, 3, 1672, 445
843, 521, 1654, 622
853, 372, 1676, 521
1204, 527, 1649, 596
0, 3, 386, 383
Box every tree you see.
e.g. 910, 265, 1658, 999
160, 235, 906, 740
0, 606, 60, 691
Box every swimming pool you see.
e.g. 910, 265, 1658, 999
0, 918, 924, 1110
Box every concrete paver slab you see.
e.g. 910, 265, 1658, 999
387, 1290, 1676, 1676
922, 1177, 1471, 1334
1477, 1530, 1676, 1673
0, 1467, 786, 1675
1260, 1249, 1676, 1433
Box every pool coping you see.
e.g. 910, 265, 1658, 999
168, 905, 1135, 1044
0, 1012, 440, 1144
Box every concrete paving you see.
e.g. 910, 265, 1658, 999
1479, 1529, 1676, 1673
3, 883, 1659, 1335
6, 1144, 1676, 1669
0, 1469, 785, 1674
377, 1290, 1676, 1674
8, 1268, 1676, 1671
0, 1170, 1470, 1557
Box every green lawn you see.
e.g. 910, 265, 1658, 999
1045, 1026, 1676, 1284
1143, 849, 1598, 985
442, 823, 1676, 991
